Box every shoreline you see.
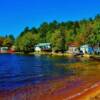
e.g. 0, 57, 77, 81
64, 81, 100, 100
15, 51, 91, 57
73, 82, 100, 100
15, 52, 100, 61
1, 51, 100, 60
0, 76, 100, 100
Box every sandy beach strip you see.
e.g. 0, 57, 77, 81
63, 81, 100, 100
0, 80, 100, 100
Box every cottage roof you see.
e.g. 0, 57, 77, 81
35, 43, 51, 47
80, 44, 89, 48
67, 42, 80, 47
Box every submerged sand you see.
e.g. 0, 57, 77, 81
0, 61, 100, 100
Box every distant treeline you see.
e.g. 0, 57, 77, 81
0, 35, 15, 48
0, 14, 100, 53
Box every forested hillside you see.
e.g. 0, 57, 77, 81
0, 14, 100, 52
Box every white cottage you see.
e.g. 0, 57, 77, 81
94, 45, 100, 54
35, 43, 51, 52
0, 47, 8, 53
67, 42, 80, 54
80, 44, 94, 54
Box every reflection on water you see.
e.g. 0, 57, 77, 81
0, 54, 81, 90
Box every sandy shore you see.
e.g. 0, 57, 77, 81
64, 82, 100, 100
78, 83, 100, 100
0, 77, 100, 100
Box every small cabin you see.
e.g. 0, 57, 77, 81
80, 44, 94, 54
67, 42, 80, 54
93, 44, 100, 54
35, 43, 51, 52
0, 47, 9, 53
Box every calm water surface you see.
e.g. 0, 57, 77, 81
0, 54, 81, 91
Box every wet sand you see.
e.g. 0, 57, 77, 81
74, 82, 100, 100
0, 76, 100, 100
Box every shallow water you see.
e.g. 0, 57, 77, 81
0, 54, 81, 91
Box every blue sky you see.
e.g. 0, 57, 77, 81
0, 0, 100, 37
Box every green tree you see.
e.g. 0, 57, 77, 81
88, 22, 100, 45
38, 22, 49, 42
0, 36, 4, 46
3, 37, 13, 47
51, 30, 65, 52
15, 32, 35, 53
2, 34, 15, 47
